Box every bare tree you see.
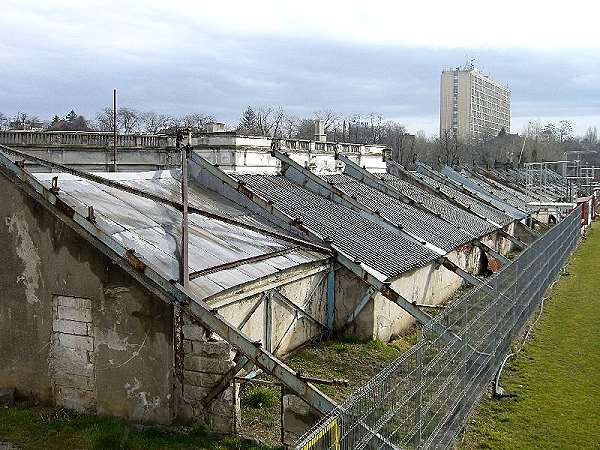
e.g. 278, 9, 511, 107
256, 106, 285, 137
583, 126, 598, 144
437, 129, 463, 166
295, 118, 315, 140
0, 113, 8, 131
314, 109, 340, 133
10, 112, 41, 130
283, 114, 299, 138
142, 112, 173, 133
558, 120, 573, 142
94, 107, 115, 131
179, 113, 214, 131
117, 108, 141, 133
368, 113, 384, 144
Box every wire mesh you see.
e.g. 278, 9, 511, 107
295, 208, 581, 450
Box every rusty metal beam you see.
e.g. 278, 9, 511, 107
189, 246, 301, 280
206, 259, 331, 310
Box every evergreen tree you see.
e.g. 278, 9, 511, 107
237, 106, 258, 135
65, 110, 78, 123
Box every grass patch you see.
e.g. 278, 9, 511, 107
287, 330, 417, 402
238, 331, 418, 445
0, 402, 278, 450
459, 225, 600, 450
244, 387, 279, 409
239, 385, 282, 447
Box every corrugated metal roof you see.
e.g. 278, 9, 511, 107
378, 173, 498, 238
472, 171, 545, 204
441, 167, 530, 218
454, 169, 537, 213
321, 174, 473, 252
413, 172, 515, 227
33, 171, 329, 300
233, 174, 439, 279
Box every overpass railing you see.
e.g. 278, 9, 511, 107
295, 207, 581, 450
0, 131, 168, 148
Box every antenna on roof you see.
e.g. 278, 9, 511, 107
462, 57, 476, 71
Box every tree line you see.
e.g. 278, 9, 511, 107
0, 109, 215, 134
1, 106, 598, 167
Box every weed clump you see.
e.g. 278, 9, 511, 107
243, 387, 279, 409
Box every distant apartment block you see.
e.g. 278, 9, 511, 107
440, 66, 511, 143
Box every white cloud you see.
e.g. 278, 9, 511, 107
4, 0, 600, 52
1, 0, 599, 136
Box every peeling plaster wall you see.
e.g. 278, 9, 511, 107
370, 245, 483, 342
333, 266, 374, 340
0, 174, 174, 423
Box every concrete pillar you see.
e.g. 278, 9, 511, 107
180, 317, 240, 433
281, 390, 322, 446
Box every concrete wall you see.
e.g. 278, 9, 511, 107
193, 134, 387, 174
370, 244, 481, 341
0, 174, 174, 423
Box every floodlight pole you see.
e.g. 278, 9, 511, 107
179, 130, 190, 288
113, 89, 117, 172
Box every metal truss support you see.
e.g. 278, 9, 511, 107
498, 229, 528, 249
264, 291, 273, 352
207, 259, 331, 310
342, 287, 377, 327
326, 268, 336, 331
190, 150, 461, 343
270, 289, 327, 329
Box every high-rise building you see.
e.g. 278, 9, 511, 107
440, 66, 511, 143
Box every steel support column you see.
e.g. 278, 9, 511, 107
326, 268, 335, 331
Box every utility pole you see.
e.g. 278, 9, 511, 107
178, 128, 190, 289
113, 89, 117, 172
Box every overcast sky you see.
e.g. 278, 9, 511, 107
2, 0, 600, 136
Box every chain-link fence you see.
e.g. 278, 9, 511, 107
295, 208, 581, 450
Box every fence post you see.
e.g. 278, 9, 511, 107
416, 341, 423, 449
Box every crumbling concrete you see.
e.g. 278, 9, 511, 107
281, 391, 321, 447
180, 318, 240, 433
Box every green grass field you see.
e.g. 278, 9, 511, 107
0, 402, 279, 450
459, 225, 600, 450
